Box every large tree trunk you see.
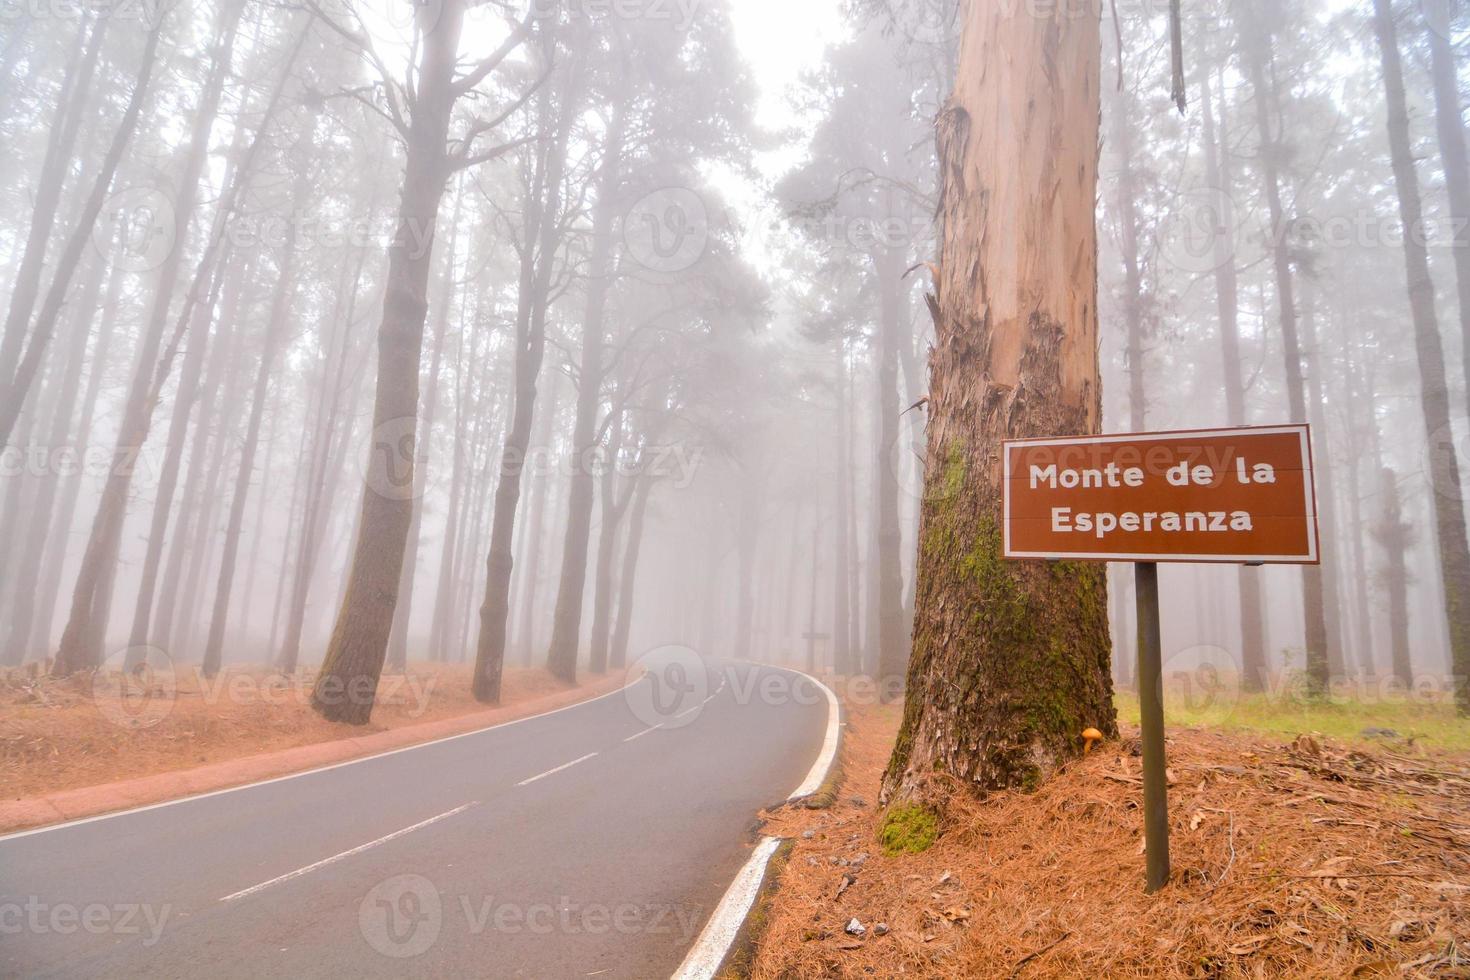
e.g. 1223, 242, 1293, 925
1198, 59, 1268, 691
1424, 6, 1470, 420
544, 115, 624, 683
311, 2, 468, 723
387, 182, 462, 670
1371, 0, 1470, 715
882, 2, 1115, 802
471, 36, 582, 702
1240, 9, 1333, 692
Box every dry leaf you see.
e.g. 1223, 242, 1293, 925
1226, 935, 1270, 955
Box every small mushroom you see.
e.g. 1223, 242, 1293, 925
1082, 727, 1103, 754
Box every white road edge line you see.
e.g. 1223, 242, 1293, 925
516, 752, 598, 787
219, 802, 477, 903
780, 668, 840, 800
669, 665, 841, 980
0, 673, 646, 843
670, 836, 782, 980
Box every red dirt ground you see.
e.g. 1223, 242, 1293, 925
752, 700, 1470, 978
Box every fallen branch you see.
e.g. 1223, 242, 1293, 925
1008, 931, 1071, 977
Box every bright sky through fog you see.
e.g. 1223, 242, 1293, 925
716, 0, 847, 278
727, 0, 846, 133
356, 0, 847, 277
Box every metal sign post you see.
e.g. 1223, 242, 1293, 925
1134, 560, 1169, 893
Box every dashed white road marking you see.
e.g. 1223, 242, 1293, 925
219, 802, 478, 902
516, 752, 598, 787
623, 725, 660, 742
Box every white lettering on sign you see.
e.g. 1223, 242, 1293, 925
1028, 463, 1146, 490
1050, 507, 1255, 539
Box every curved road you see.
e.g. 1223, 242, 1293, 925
0, 659, 831, 978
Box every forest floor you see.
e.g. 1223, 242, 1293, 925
749, 695, 1470, 978
0, 662, 602, 807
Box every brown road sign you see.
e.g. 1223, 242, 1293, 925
1002, 424, 1319, 564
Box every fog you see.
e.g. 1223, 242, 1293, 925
1, 0, 1466, 700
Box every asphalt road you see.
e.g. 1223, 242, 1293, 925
0, 658, 832, 979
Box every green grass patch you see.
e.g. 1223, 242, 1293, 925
1114, 687, 1470, 753
878, 804, 938, 855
